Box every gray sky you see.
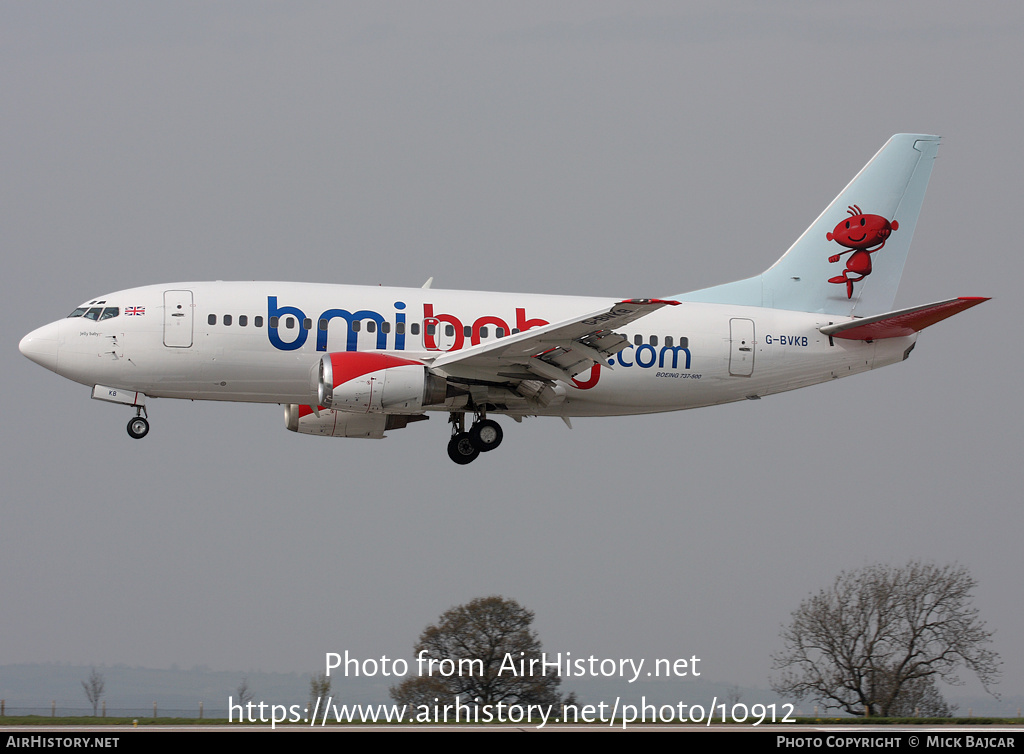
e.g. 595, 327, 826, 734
3, 1, 1021, 708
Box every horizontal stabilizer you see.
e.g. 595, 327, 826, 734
819, 297, 989, 340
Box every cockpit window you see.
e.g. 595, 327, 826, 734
69, 306, 119, 320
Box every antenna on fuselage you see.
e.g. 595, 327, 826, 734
421, 277, 434, 289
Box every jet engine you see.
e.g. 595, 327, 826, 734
316, 352, 447, 413
284, 404, 427, 439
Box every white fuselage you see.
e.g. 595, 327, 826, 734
21, 281, 914, 418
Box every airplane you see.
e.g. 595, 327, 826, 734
19, 134, 988, 464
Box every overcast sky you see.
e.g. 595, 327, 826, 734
3, 1, 1021, 710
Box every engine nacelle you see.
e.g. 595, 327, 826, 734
284, 404, 427, 439
316, 352, 447, 413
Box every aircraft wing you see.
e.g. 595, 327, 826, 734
819, 297, 989, 340
428, 299, 680, 384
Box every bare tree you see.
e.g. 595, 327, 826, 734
309, 671, 332, 718
235, 676, 254, 705
81, 668, 105, 716
886, 675, 957, 718
390, 596, 563, 707
772, 562, 1000, 717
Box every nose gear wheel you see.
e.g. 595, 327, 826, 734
126, 406, 150, 439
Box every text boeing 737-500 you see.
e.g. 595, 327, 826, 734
19, 135, 988, 464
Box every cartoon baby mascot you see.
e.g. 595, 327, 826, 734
826, 205, 898, 298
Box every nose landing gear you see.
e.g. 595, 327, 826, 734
447, 412, 504, 464
126, 406, 150, 439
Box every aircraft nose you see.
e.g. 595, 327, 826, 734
19, 322, 61, 372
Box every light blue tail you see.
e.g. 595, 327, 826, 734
677, 134, 940, 316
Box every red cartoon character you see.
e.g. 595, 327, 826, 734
826, 205, 898, 298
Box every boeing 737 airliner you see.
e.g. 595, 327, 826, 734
20, 135, 987, 463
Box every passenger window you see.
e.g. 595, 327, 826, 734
239, 315, 247, 327
665, 336, 673, 347
224, 314, 232, 326
319, 319, 329, 331
633, 334, 643, 346
650, 335, 658, 346
480, 326, 489, 338
303, 318, 312, 330
463, 325, 471, 338
351, 321, 361, 332
426, 323, 435, 336
99, 308, 119, 321
496, 328, 505, 337
396, 322, 405, 334
255, 316, 263, 328
208, 314, 217, 325
411, 323, 420, 335
285, 317, 295, 329
382, 322, 391, 334
679, 337, 689, 348
367, 321, 376, 333
445, 324, 455, 337
269, 316, 279, 328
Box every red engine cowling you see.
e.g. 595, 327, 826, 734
316, 352, 447, 413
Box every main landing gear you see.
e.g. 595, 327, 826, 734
126, 406, 150, 439
447, 412, 504, 465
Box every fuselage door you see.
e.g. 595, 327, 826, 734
729, 318, 755, 377
423, 317, 461, 352
163, 290, 194, 348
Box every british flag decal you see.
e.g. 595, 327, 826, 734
126, 306, 145, 316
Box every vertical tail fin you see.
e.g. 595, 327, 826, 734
678, 134, 940, 316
